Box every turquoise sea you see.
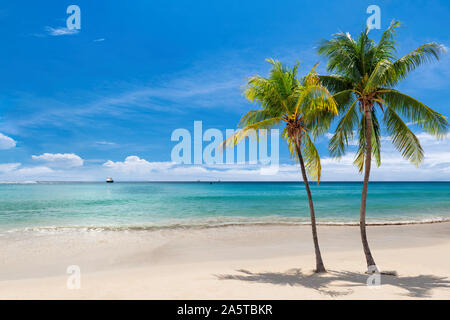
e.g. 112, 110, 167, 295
0, 182, 449, 234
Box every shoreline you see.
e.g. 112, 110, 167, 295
0, 222, 449, 299
2, 218, 449, 235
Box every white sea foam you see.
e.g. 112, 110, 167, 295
3, 216, 449, 236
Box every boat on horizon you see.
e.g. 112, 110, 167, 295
106, 177, 114, 183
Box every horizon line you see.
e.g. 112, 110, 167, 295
1, 180, 450, 183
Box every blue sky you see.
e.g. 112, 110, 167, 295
0, 0, 449, 181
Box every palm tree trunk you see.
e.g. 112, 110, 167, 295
295, 142, 326, 273
361, 104, 377, 271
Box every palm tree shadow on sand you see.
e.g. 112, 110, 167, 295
215, 269, 450, 298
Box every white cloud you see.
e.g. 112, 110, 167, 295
45, 26, 79, 36
0, 164, 54, 182
0, 133, 16, 149
0, 132, 449, 182
0, 163, 21, 173
319, 133, 450, 181
103, 155, 152, 172
93, 38, 105, 42
32, 153, 84, 168
98, 133, 443, 182
14, 166, 54, 176
103, 156, 174, 174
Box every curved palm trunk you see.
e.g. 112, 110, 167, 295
294, 142, 326, 273
361, 105, 377, 271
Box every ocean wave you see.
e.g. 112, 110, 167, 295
3, 216, 450, 235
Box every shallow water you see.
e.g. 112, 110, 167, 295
0, 182, 449, 233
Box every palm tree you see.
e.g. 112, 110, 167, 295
317, 21, 448, 272
224, 59, 338, 273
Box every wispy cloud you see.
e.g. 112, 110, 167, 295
2, 57, 252, 132
45, 26, 79, 36
95, 141, 117, 146
1, 46, 321, 134
0, 133, 16, 149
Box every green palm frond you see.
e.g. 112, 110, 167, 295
225, 58, 338, 182
367, 42, 445, 89
301, 131, 322, 183
318, 20, 448, 173
303, 108, 335, 140
317, 74, 353, 93
245, 59, 303, 116
296, 84, 338, 116
388, 43, 445, 86
332, 89, 356, 113
355, 27, 375, 76
317, 32, 362, 81
296, 66, 338, 137
364, 59, 393, 93
381, 89, 448, 137
238, 110, 280, 128
374, 20, 401, 61
384, 108, 424, 165
244, 75, 287, 115
329, 99, 359, 158
223, 117, 283, 149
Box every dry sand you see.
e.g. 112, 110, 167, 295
0, 222, 449, 299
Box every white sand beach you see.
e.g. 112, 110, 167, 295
0, 222, 449, 299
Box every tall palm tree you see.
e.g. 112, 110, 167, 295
224, 59, 337, 273
317, 21, 448, 272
